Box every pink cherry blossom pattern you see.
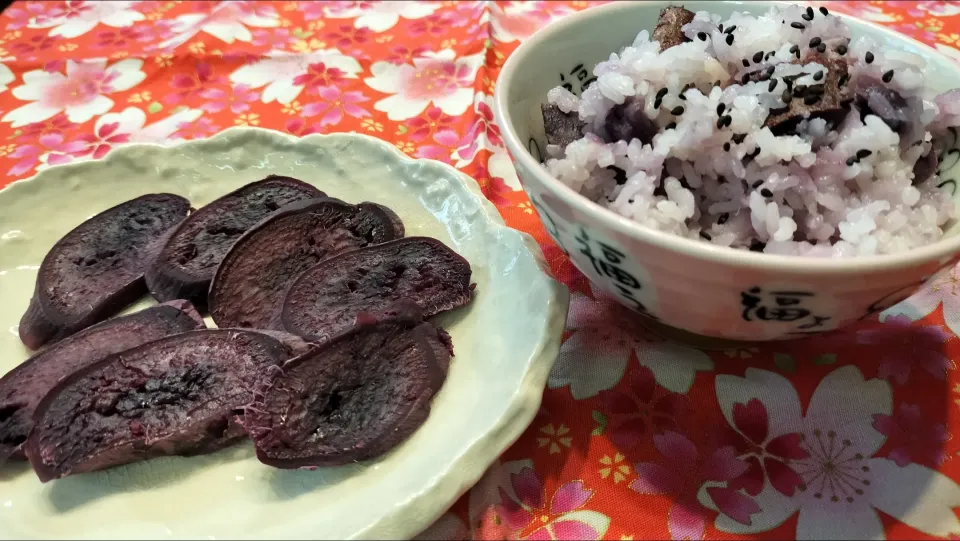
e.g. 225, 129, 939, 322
480, 167, 513, 209
598, 363, 688, 451
9, 34, 57, 60
725, 398, 809, 497
165, 61, 227, 105
406, 106, 457, 142
366, 51, 484, 121
3, 1, 48, 30
324, 24, 374, 49
872, 403, 949, 468
71, 119, 133, 160
386, 45, 431, 65
93, 26, 153, 49
171, 116, 220, 140
857, 315, 954, 385
302, 86, 371, 127
251, 28, 294, 50
31, 0, 94, 27
284, 117, 325, 137
631, 431, 759, 540
198, 83, 260, 114
292, 63, 347, 96
415, 130, 462, 164
7, 133, 87, 176
497, 468, 607, 540
408, 12, 455, 37
457, 101, 505, 163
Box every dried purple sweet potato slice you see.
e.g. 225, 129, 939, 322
146, 176, 323, 308
19, 194, 191, 351
652, 5, 695, 51
542, 103, 585, 150
281, 237, 473, 342
24, 329, 294, 482
0, 300, 205, 465
208, 197, 404, 330
245, 305, 453, 468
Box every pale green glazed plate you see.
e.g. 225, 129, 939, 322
0, 128, 569, 540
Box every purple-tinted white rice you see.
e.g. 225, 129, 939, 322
543, 4, 959, 257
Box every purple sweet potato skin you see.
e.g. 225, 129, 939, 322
208, 197, 404, 330
246, 305, 453, 469
19, 194, 192, 350
24, 329, 293, 482
0, 301, 205, 465
146, 176, 323, 308
281, 237, 473, 342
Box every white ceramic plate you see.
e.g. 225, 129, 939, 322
0, 128, 569, 540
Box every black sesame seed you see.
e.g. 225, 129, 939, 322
813, 70, 824, 81
769, 79, 778, 92
723, 141, 731, 151
742, 58, 750, 67
804, 93, 821, 105
752, 180, 763, 189
857, 149, 872, 159
837, 44, 848, 55
802, 12, 813, 21
698, 31, 708, 41
722, 115, 732, 127
820, 6, 829, 15
725, 25, 736, 34
665, 121, 677, 130
882, 69, 894, 83
733, 133, 746, 144
716, 117, 725, 129
679, 93, 686, 100
766, 51, 774, 61
753, 51, 763, 63
653, 97, 662, 109
718, 213, 729, 224
781, 88, 793, 102
726, 33, 734, 45
793, 84, 807, 97
865, 51, 874, 64
656, 87, 668, 100
765, 65, 776, 77
750, 241, 766, 252
719, 24, 724, 32
838, 74, 848, 88
791, 22, 805, 30
761, 188, 773, 197
809, 37, 821, 48
741, 73, 750, 85
671, 106, 685, 115
846, 156, 858, 166
750, 147, 761, 158
717, 103, 726, 115
700, 231, 712, 240
807, 6, 815, 18
816, 42, 826, 53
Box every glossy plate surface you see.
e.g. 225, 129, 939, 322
0, 128, 569, 540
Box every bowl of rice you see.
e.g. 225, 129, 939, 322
494, 0, 960, 342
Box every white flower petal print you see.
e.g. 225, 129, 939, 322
803, 366, 892, 457
488, 149, 521, 190
0, 63, 16, 94
373, 94, 430, 121
64, 94, 114, 124
707, 365, 960, 539
702, 482, 797, 534
549, 330, 630, 400
106, 58, 147, 92
336, 2, 439, 32
432, 88, 475, 117
30, 1, 144, 39
365, 62, 414, 93
202, 21, 254, 44
2, 100, 61, 126
716, 368, 803, 434
636, 341, 714, 394
230, 51, 362, 105
868, 459, 960, 537
136, 108, 204, 142
96, 106, 148, 136
881, 264, 959, 327
795, 500, 884, 540
161, 3, 278, 48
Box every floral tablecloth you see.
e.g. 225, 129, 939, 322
2, 1, 960, 539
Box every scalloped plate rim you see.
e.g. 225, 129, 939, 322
0, 127, 571, 540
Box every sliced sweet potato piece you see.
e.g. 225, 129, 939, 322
281, 237, 473, 342
245, 303, 453, 468
208, 197, 404, 330
146, 175, 323, 308
24, 329, 295, 482
0, 300, 205, 465
652, 5, 695, 51
19, 194, 191, 350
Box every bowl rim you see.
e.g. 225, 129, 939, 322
494, 0, 960, 275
